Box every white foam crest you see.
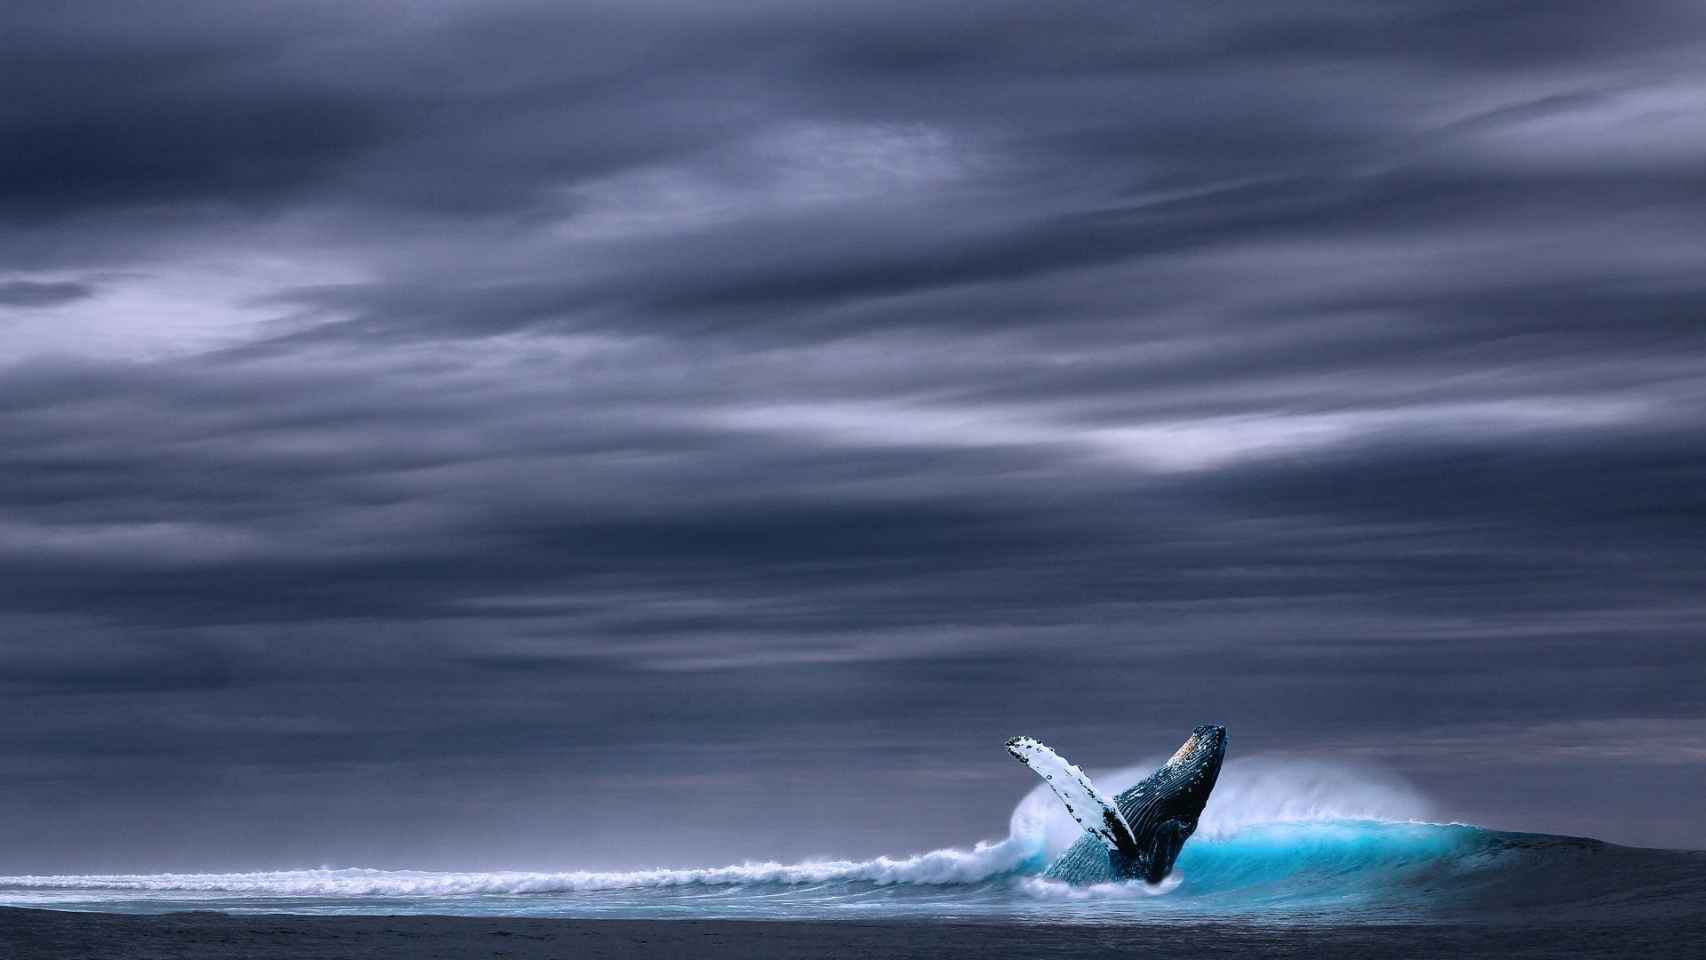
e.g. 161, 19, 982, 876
0, 839, 1040, 896
1196, 756, 1431, 839
0, 755, 1430, 900
1009, 754, 1431, 857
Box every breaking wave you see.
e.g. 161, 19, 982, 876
0, 841, 1036, 898
3, 756, 1701, 921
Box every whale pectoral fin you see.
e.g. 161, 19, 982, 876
1141, 818, 1193, 884
1005, 736, 1140, 858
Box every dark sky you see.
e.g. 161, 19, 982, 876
3, 1, 1704, 872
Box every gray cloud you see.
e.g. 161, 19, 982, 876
1, 0, 1703, 871
0, 280, 95, 307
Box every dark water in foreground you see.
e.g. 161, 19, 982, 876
3, 910, 1703, 960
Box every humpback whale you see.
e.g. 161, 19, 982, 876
1007, 724, 1226, 884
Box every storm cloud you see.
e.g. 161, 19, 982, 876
2, 0, 1704, 871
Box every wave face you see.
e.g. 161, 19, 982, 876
4, 758, 1702, 922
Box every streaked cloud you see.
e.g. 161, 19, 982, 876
2, 0, 1703, 868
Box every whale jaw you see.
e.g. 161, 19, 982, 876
1115, 724, 1225, 882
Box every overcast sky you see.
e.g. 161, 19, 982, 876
3, 0, 1705, 872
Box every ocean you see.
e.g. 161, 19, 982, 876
3, 758, 1701, 929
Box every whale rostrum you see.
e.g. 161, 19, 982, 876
1006, 724, 1226, 884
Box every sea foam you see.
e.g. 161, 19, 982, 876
0, 755, 1433, 898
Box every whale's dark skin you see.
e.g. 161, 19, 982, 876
1040, 724, 1226, 884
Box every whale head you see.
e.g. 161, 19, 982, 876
1158, 723, 1226, 821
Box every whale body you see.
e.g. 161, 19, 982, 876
1006, 724, 1226, 884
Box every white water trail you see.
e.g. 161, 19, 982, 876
0, 843, 1034, 896
0, 756, 1431, 897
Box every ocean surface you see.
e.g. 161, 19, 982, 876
4, 758, 1701, 926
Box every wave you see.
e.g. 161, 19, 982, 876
6, 822, 1679, 921
0, 838, 1039, 897
3, 757, 1701, 921
0, 757, 1422, 897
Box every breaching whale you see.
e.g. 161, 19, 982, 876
1006, 724, 1226, 884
